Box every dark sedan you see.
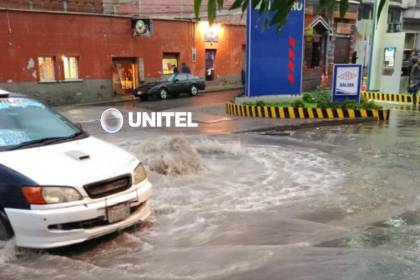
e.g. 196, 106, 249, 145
133, 73, 206, 101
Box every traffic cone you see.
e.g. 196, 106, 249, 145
321, 73, 326, 87
321, 72, 329, 87
361, 77, 367, 92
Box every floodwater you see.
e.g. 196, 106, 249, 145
1, 107, 420, 280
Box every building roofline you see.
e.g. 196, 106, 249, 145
0, 7, 246, 27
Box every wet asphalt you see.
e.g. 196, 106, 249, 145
1, 96, 420, 280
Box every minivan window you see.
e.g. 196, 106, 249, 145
0, 98, 83, 150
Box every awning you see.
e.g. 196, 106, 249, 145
306, 16, 333, 36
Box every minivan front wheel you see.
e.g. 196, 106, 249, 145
159, 88, 168, 100
0, 214, 13, 241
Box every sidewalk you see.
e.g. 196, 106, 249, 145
56, 83, 243, 109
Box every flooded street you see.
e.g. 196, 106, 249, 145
1, 107, 420, 280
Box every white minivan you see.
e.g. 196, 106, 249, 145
0, 90, 152, 249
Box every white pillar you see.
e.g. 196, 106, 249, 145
368, 0, 390, 90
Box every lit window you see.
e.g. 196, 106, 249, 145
38, 57, 55, 81
62, 56, 79, 80
162, 53, 179, 75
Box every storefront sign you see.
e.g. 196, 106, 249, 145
332, 64, 362, 102
246, 0, 305, 96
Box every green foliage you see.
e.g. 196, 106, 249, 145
194, 0, 387, 31
245, 93, 382, 111
302, 93, 315, 103
363, 101, 381, 110
339, 0, 349, 18
341, 99, 361, 110
255, 100, 266, 107
329, 102, 341, 109
194, 0, 203, 20
277, 101, 292, 107
311, 91, 331, 109
292, 99, 305, 108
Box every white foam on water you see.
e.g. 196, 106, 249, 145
141, 136, 205, 176
121, 136, 244, 174
192, 144, 348, 213
0, 240, 17, 264
193, 138, 243, 156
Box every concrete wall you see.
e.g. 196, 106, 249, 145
0, 80, 113, 106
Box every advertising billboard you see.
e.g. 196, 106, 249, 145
332, 64, 362, 102
246, 0, 305, 97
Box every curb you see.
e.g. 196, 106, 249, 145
237, 118, 377, 134
225, 102, 390, 121
363, 91, 419, 104
204, 85, 243, 93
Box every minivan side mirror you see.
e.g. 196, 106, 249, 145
174, 79, 179, 83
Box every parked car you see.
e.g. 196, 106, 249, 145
0, 90, 152, 249
133, 73, 206, 101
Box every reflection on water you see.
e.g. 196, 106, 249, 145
1, 109, 420, 280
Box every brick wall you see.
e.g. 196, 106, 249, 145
0, 0, 102, 13
103, 0, 237, 16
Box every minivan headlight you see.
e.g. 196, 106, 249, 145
22, 186, 82, 205
133, 163, 147, 184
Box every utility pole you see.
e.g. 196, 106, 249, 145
138, 0, 141, 17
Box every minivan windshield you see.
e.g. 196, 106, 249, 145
0, 97, 85, 151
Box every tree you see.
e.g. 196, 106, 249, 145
194, 0, 387, 30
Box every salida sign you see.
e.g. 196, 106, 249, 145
246, 0, 305, 96
332, 64, 362, 102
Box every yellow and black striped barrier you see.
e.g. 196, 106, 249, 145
226, 102, 390, 121
363, 91, 420, 104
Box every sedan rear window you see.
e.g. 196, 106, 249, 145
0, 98, 81, 150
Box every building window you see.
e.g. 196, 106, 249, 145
387, 8, 402, 32
38, 57, 55, 81
162, 53, 179, 75
62, 56, 79, 80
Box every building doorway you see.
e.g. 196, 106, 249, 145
304, 16, 331, 72
205, 49, 216, 81
334, 37, 351, 64
112, 58, 139, 95
311, 41, 322, 68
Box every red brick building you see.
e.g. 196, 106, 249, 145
0, 8, 245, 105
0, 1, 359, 105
